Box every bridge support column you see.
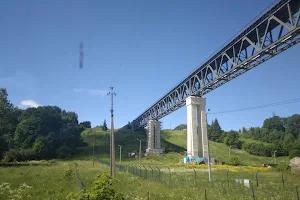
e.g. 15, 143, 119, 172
186, 96, 208, 158
146, 120, 163, 155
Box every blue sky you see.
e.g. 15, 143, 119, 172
1, 0, 299, 131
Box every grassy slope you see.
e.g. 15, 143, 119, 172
76, 127, 184, 166
162, 129, 289, 166
77, 127, 289, 167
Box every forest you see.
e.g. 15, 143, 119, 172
0, 88, 90, 161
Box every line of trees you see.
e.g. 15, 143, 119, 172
0, 88, 90, 162
207, 115, 300, 159
242, 115, 300, 158
208, 119, 243, 149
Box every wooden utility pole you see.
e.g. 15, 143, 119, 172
93, 129, 95, 167
108, 87, 116, 178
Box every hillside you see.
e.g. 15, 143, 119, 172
77, 127, 289, 167
162, 130, 289, 166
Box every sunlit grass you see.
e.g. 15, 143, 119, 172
0, 161, 78, 200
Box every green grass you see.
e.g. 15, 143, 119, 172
78, 162, 300, 200
0, 161, 78, 200
0, 127, 295, 199
75, 127, 185, 167
75, 127, 289, 167
161, 129, 289, 167
1, 160, 299, 200
240, 137, 274, 146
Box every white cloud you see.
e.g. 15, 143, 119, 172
73, 88, 108, 96
20, 100, 41, 108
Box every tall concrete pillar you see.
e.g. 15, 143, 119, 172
147, 120, 155, 149
155, 121, 161, 149
146, 120, 163, 155
186, 96, 207, 157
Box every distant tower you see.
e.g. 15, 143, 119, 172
272, 111, 276, 117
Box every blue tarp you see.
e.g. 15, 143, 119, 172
185, 156, 208, 164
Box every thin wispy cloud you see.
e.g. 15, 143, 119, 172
20, 100, 41, 108
73, 88, 108, 96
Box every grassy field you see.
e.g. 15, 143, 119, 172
0, 160, 78, 200
1, 159, 299, 200
0, 127, 296, 200
77, 127, 290, 168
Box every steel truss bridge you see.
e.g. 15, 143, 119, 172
132, 0, 300, 130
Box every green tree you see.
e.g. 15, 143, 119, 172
80, 121, 91, 129
14, 117, 40, 148
226, 157, 241, 166
285, 114, 300, 138
127, 122, 132, 129
283, 133, 295, 152
264, 129, 279, 143
223, 130, 243, 149
32, 136, 47, 159
289, 149, 300, 159
0, 89, 87, 161
174, 124, 187, 130
102, 120, 108, 131
262, 116, 285, 132
0, 88, 22, 158
208, 119, 222, 142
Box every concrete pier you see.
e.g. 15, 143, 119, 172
186, 96, 208, 158
146, 120, 163, 155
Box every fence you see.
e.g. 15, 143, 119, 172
99, 160, 300, 199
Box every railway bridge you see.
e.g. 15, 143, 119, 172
131, 0, 300, 157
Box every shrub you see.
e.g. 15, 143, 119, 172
226, 157, 241, 166
289, 149, 300, 159
81, 172, 124, 200
3, 148, 35, 162
242, 143, 276, 157
63, 164, 75, 180
47, 159, 57, 165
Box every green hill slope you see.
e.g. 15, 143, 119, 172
161, 130, 289, 166
76, 127, 289, 167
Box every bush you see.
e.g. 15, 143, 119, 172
242, 143, 276, 157
47, 159, 57, 165
289, 149, 300, 159
226, 157, 241, 166
3, 148, 35, 162
81, 172, 124, 200
63, 164, 75, 180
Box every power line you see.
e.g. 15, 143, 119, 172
208, 97, 300, 115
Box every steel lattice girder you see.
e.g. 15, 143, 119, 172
132, 0, 300, 130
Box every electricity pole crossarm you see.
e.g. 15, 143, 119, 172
107, 87, 117, 178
